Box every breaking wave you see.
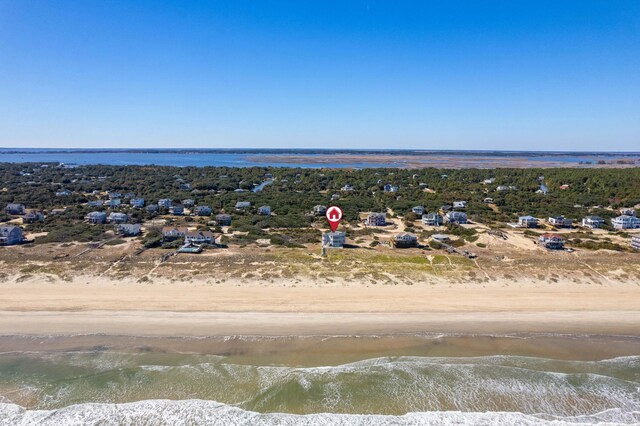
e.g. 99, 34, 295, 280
2, 400, 640, 426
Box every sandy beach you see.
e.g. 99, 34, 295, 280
1, 277, 640, 336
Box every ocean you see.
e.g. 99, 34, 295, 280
0, 148, 639, 168
1, 334, 639, 425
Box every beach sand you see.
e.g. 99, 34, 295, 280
1, 277, 640, 337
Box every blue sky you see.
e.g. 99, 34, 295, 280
0, 1, 639, 150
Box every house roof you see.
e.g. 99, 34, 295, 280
541, 233, 563, 239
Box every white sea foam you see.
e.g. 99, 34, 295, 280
1, 400, 639, 426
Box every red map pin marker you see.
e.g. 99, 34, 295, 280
325, 206, 343, 232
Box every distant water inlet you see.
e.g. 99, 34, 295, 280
0, 334, 639, 425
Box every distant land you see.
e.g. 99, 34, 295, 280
1, 148, 639, 168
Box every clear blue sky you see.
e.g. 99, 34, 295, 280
1, 1, 639, 150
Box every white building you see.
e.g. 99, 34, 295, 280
422, 213, 443, 227
548, 216, 573, 228
445, 211, 468, 224
518, 216, 538, 228
322, 231, 346, 248
612, 215, 640, 229
582, 216, 604, 229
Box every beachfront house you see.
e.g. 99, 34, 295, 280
548, 216, 573, 228
612, 215, 640, 229
130, 198, 145, 208
539, 233, 565, 250
116, 224, 141, 236
0, 226, 24, 246
313, 205, 327, 216
182, 199, 196, 207
194, 205, 212, 216
235, 201, 251, 210
85, 211, 107, 224
518, 216, 538, 228
632, 236, 640, 251
619, 208, 636, 216
216, 214, 232, 226
258, 205, 272, 216
158, 199, 173, 209
445, 211, 468, 225
365, 213, 386, 226
453, 201, 468, 209
412, 206, 424, 216
383, 184, 399, 193
185, 230, 215, 245
422, 213, 444, 227
162, 227, 187, 241
170, 205, 185, 216
322, 231, 346, 248
108, 212, 128, 224
392, 232, 418, 248
582, 216, 605, 229
5, 203, 25, 215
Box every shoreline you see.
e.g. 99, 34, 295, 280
2, 310, 640, 337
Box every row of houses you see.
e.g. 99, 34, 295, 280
515, 214, 640, 230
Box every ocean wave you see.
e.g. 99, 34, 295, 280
1, 400, 639, 426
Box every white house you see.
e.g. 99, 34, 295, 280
162, 226, 187, 241
185, 230, 214, 245
116, 224, 141, 236
548, 216, 573, 228
582, 216, 605, 229
322, 231, 346, 248
632, 236, 640, 250
422, 213, 444, 227
445, 211, 468, 224
518, 216, 538, 228
612, 215, 640, 229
